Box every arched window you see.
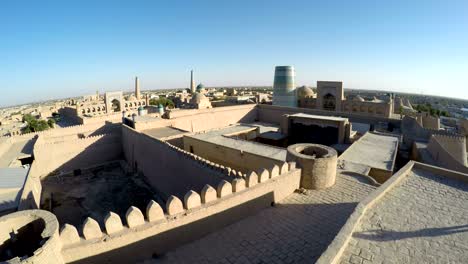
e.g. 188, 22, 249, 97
323, 93, 336, 111
111, 99, 121, 112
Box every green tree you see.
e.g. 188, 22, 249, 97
398, 106, 404, 119
440, 110, 450, 117
22, 114, 50, 133
414, 103, 450, 117
47, 119, 55, 128
149, 98, 174, 108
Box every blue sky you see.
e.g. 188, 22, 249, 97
1, 0, 467, 107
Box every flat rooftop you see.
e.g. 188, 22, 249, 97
0, 166, 29, 213
339, 132, 398, 171
148, 173, 377, 263
187, 123, 287, 161
257, 131, 287, 141
289, 113, 349, 122
0, 139, 34, 167
143, 126, 187, 139
338, 165, 468, 264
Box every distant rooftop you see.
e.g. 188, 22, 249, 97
187, 123, 287, 161
143, 126, 187, 139
289, 113, 349, 122
339, 132, 398, 172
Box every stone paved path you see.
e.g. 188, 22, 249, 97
145, 174, 376, 264
340, 168, 468, 264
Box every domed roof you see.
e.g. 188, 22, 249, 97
127, 94, 137, 101
196, 83, 205, 91
190, 92, 208, 104
353, 95, 365, 102
296, 86, 315, 98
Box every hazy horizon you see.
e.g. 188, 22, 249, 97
3, 84, 467, 110
1, 1, 467, 107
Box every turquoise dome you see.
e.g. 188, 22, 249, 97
196, 83, 205, 92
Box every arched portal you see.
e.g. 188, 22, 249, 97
111, 99, 121, 112
323, 93, 336, 111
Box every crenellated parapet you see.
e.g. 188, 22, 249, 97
402, 115, 461, 147
144, 128, 246, 179
59, 161, 300, 263
427, 134, 468, 169
35, 132, 119, 147
0, 122, 107, 139
165, 139, 244, 178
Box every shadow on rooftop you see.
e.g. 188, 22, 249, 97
87, 122, 121, 137
69, 198, 359, 263
353, 224, 468, 241
68, 192, 276, 264
412, 168, 468, 192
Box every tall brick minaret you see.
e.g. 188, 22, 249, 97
135, 76, 141, 100
190, 70, 195, 93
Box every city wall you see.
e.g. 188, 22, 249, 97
80, 113, 123, 125
422, 114, 440, 130
460, 119, 468, 150
401, 116, 458, 147
431, 134, 467, 165
17, 162, 42, 210
133, 104, 399, 136
59, 163, 301, 263
0, 121, 118, 142
33, 133, 123, 179
426, 135, 468, 173
0, 136, 15, 159
122, 125, 236, 199
134, 104, 257, 132
183, 135, 286, 173
6, 123, 123, 211
257, 104, 401, 127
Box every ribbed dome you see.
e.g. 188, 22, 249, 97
196, 83, 205, 91
296, 86, 315, 98
127, 94, 137, 101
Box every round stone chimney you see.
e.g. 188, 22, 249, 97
286, 143, 337, 189
0, 210, 64, 264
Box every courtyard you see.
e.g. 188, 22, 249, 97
40, 161, 161, 227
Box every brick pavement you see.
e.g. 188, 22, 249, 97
340, 168, 468, 264
145, 173, 376, 264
